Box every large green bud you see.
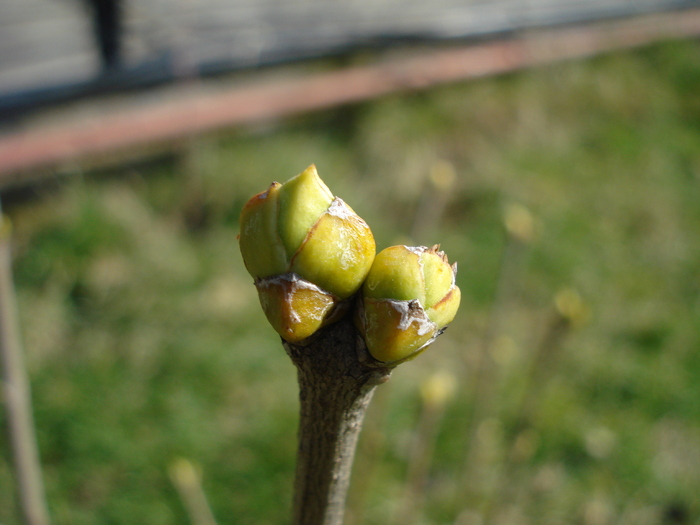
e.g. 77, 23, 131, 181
239, 165, 376, 342
356, 245, 460, 364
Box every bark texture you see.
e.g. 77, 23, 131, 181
284, 315, 392, 525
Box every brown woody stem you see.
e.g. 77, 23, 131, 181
284, 315, 392, 525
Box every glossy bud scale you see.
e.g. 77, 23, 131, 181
357, 245, 461, 363
239, 165, 376, 342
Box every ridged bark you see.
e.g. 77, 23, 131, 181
284, 316, 391, 525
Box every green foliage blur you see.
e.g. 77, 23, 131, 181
2, 39, 700, 524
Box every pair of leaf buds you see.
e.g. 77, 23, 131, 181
239, 165, 461, 365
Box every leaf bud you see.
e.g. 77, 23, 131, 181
357, 245, 460, 364
239, 165, 376, 342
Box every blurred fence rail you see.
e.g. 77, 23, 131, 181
1, 5, 700, 184
1, 0, 697, 101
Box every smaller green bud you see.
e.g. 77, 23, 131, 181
239, 165, 376, 342
357, 245, 461, 364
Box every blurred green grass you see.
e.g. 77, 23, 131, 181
2, 38, 700, 524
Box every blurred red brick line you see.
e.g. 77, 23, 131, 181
1, 8, 699, 183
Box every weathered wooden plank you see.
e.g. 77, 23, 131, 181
2, 7, 700, 180
0, 0, 697, 98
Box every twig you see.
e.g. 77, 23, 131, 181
0, 214, 51, 525
480, 289, 586, 523
169, 457, 219, 525
454, 203, 535, 516
392, 372, 456, 525
283, 315, 393, 525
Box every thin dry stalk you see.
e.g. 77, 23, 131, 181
392, 372, 455, 525
0, 216, 51, 525
169, 458, 219, 525
480, 295, 581, 523
455, 204, 535, 515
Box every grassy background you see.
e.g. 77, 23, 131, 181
2, 38, 700, 524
